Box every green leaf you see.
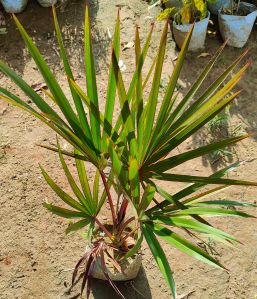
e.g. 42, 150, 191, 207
193, 200, 257, 207
0, 90, 93, 161
40, 165, 88, 213
142, 223, 176, 298
151, 182, 213, 226
147, 134, 249, 173
148, 61, 249, 164
134, 25, 143, 148
146, 162, 243, 213
179, 185, 228, 206
108, 141, 128, 192
152, 182, 185, 210
84, 5, 101, 150
57, 139, 94, 215
0, 62, 58, 117
129, 158, 140, 206
13, 15, 84, 140
112, 49, 137, 157
70, 79, 124, 150
38, 143, 88, 161
93, 170, 100, 207
43, 202, 87, 219
152, 216, 237, 242
148, 88, 242, 165
170, 48, 249, 124
151, 24, 194, 143
168, 207, 254, 218
102, 10, 120, 152
74, 149, 94, 209
152, 223, 225, 269
139, 21, 168, 162
66, 218, 91, 235
42, 114, 99, 165
52, 5, 92, 140
0, 88, 100, 165
142, 53, 157, 90
139, 184, 155, 213
113, 23, 154, 134
150, 172, 257, 187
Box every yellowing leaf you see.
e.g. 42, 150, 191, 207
181, 5, 191, 24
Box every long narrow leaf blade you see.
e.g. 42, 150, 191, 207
102, 10, 120, 151
152, 223, 225, 269
52, 5, 92, 139
40, 165, 88, 213
43, 202, 88, 219
84, 6, 101, 149
142, 223, 176, 298
147, 134, 248, 172
57, 139, 94, 215
13, 15, 82, 136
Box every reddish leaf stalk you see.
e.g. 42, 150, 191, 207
95, 217, 113, 240
100, 171, 117, 225
118, 226, 138, 245
118, 198, 128, 224
117, 216, 135, 237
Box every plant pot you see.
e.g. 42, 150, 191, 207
218, 2, 257, 48
92, 252, 142, 281
207, 0, 231, 15
0, 0, 28, 13
37, 0, 57, 7
172, 12, 210, 51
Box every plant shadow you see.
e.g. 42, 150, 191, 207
191, 110, 237, 171
0, 0, 108, 77
90, 266, 152, 299
172, 20, 257, 169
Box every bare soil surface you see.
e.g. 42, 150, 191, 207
1, 1, 257, 298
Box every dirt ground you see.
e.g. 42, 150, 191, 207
1, 0, 257, 298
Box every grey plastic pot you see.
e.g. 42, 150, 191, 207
172, 12, 210, 51
92, 253, 142, 281
218, 2, 257, 48
37, 0, 57, 7
207, 0, 231, 15
1, 0, 28, 13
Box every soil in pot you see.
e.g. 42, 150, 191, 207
37, 0, 57, 7
172, 12, 210, 51
92, 252, 142, 281
218, 2, 257, 47
88, 225, 142, 282
207, 0, 231, 15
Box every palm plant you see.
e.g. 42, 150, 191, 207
0, 5, 256, 299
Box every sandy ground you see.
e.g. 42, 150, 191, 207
0, 0, 257, 298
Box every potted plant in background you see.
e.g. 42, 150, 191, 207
218, 0, 257, 47
0, 5, 257, 299
0, 0, 28, 13
160, 0, 210, 51
0, 0, 58, 12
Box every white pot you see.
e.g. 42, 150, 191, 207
172, 12, 210, 51
1, 0, 28, 13
92, 253, 142, 281
218, 2, 257, 48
